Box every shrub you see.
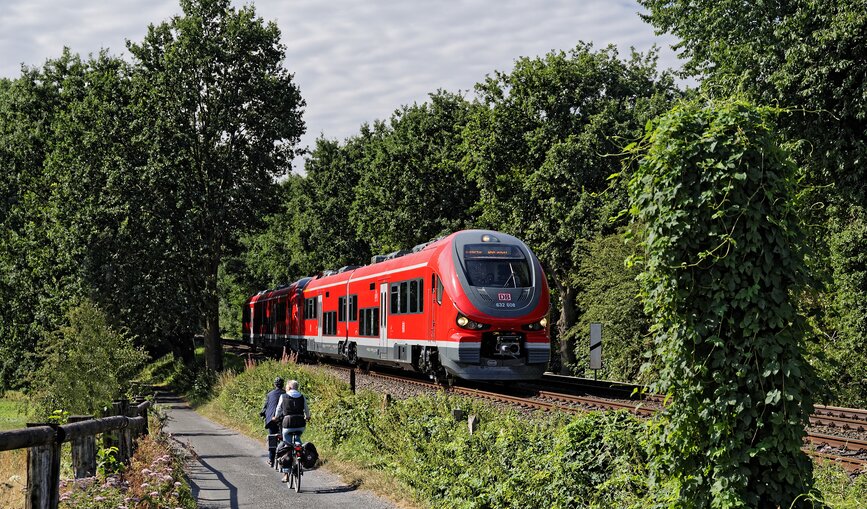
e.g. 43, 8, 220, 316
30, 300, 148, 418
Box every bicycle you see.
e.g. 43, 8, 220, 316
275, 432, 303, 493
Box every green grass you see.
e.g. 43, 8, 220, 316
0, 391, 31, 430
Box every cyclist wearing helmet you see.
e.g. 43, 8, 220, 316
260, 376, 285, 467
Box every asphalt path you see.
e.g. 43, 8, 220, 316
157, 392, 396, 509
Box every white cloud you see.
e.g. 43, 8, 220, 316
0, 0, 683, 171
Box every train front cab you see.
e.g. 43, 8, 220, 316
433, 230, 551, 381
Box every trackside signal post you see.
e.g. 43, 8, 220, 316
589, 323, 602, 379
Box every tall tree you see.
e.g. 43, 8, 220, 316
128, 0, 305, 371
462, 43, 677, 372
44, 51, 203, 358
0, 52, 86, 389
352, 91, 478, 253
301, 136, 372, 269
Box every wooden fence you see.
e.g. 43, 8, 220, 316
0, 396, 151, 509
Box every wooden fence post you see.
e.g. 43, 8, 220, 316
468, 415, 479, 435
134, 396, 149, 436
67, 416, 96, 479
112, 400, 131, 463
350, 368, 356, 394
382, 393, 391, 410
25, 423, 59, 509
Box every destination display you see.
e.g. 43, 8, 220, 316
463, 244, 525, 260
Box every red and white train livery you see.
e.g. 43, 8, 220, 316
242, 230, 550, 380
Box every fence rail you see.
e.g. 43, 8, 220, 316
0, 396, 152, 509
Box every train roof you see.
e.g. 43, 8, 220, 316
245, 229, 526, 300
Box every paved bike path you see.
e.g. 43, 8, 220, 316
157, 392, 396, 509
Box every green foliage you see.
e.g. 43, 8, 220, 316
47, 409, 69, 425
128, 0, 306, 371
96, 446, 123, 477
814, 206, 867, 406
351, 91, 478, 253
461, 42, 678, 370
30, 300, 148, 418
0, 51, 85, 391
570, 233, 650, 382
639, 0, 867, 408
812, 462, 867, 508
212, 360, 652, 508
628, 98, 817, 508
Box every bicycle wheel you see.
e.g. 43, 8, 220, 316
294, 458, 302, 493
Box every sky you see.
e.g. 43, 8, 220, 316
0, 0, 683, 171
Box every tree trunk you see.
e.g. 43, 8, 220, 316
556, 281, 577, 375
203, 259, 223, 372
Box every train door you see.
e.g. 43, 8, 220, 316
379, 282, 388, 357
428, 273, 436, 341
316, 294, 323, 352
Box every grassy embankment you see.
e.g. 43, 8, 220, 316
199, 358, 867, 508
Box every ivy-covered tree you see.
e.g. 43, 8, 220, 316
629, 99, 816, 507
128, 0, 305, 371
639, 0, 867, 407
462, 43, 677, 372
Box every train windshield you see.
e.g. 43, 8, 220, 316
463, 244, 531, 288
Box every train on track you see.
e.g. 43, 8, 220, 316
242, 229, 551, 380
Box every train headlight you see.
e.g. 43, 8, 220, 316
456, 313, 490, 330
522, 318, 547, 331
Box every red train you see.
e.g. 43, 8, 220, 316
242, 230, 550, 380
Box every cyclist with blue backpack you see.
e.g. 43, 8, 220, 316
273, 379, 311, 482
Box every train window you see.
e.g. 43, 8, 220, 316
349, 295, 358, 321
359, 307, 379, 336
409, 280, 419, 313
323, 311, 337, 335
389, 278, 425, 314
399, 282, 409, 313
304, 298, 318, 319
436, 276, 443, 305
338, 296, 345, 322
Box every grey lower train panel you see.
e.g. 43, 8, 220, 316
439, 346, 547, 380
527, 349, 550, 364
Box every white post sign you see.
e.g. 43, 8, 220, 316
589, 322, 602, 371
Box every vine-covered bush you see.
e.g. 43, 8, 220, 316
628, 99, 818, 507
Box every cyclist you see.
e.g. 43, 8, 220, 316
274, 380, 311, 482
260, 377, 285, 467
